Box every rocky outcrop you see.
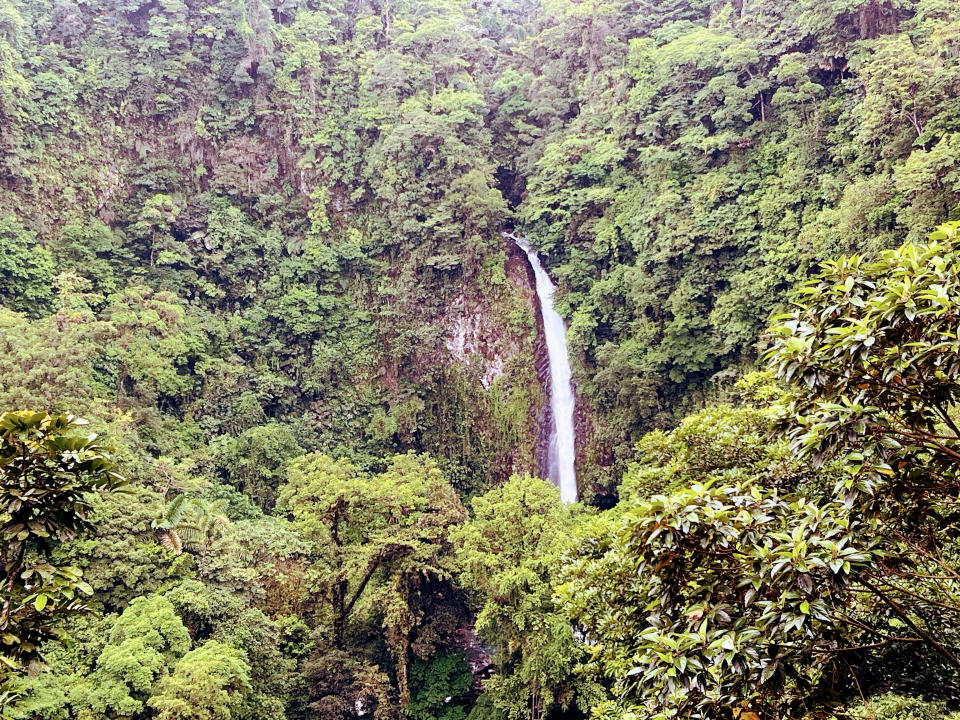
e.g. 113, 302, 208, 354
443, 310, 508, 390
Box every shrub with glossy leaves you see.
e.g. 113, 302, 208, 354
558, 480, 876, 720
768, 221, 960, 505
0, 411, 125, 671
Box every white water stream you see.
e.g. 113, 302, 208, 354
507, 233, 578, 503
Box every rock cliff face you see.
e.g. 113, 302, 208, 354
430, 231, 617, 503
436, 237, 603, 494
434, 241, 547, 482
443, 304, 511, 391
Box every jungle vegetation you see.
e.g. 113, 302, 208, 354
2, 0, 960, 719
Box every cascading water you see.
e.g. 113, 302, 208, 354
507, 233, 578, 503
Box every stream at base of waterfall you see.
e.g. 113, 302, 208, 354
506, 233, 578, 503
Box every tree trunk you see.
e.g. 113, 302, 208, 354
857, 2, 876, 39
116, 363, 128, 406
531, 679, 541, 720
398, 631, 410, 709
333, 578, 348, 649
856, 1, 896, 40
884, 0, 898, 34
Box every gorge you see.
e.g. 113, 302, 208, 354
3, 1, 960, 719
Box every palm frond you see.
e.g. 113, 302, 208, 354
207, 514, 231, 536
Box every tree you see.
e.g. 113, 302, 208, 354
134, 194, 183, 268
148, 641, 255, 720
0, 411, 125, 676
278, 452, 466, 709
0, 311, 98, 415
0, 219, 54, 317
205, 423, 303, 509
768, 221, 960, 487
853, 33, 960, 144
55, 478, 193, 613
616, 378, 811, 500
407, 652, 473, 720
556, 222, 960, 720
453, 475, 597, 720
0, 0, 29, 143
766, 220, 960, 680
68, 594, 191, 719
210, 607, 302, 719
558, 477, 876, 720
153, 495, 232, 577
96, 285, 196, 405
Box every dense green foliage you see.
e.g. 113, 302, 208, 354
0, 412, 124, 677
2, 0, 957, 494
1, 0, 543, 502
454, 476, 599, 720
506, 0, 960, 479
4, 0, 960, 719
559, 224, 960, 719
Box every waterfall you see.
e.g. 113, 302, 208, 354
507, 233, 578, 503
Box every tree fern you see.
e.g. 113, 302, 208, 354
152, 494, 191, 556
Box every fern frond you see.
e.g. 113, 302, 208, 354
208, 499, 230, 515
178, 526, 203, 547
163, 494, 189, 526
158, 529, 183, 555
208, 514, 231, 536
